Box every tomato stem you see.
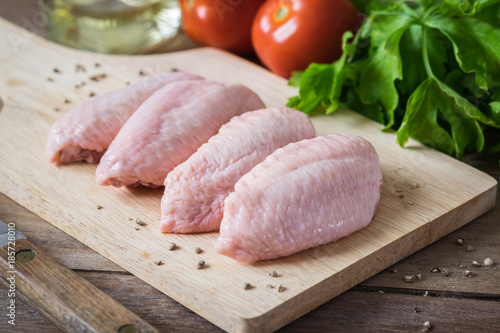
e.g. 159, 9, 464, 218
274, 5, 289, 21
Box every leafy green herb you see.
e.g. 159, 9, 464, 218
288, 0, 500, 165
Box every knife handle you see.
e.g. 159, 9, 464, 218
0, 238, 158, 333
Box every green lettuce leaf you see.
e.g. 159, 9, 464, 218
288, 0, 500, 166
286, 63, 334, 114
398, 77, 493, 158
397, 78, 454, 154
357, 12, 415, 127
425, 14, 500, 90
489, 102, 500, 124
434, 79, 487, 158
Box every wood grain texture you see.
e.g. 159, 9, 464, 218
361, 195, 500, 296
6, 274, 500, 333
1, 185, 499, 332
0, 238, 158, 333
0, 18, 497, 332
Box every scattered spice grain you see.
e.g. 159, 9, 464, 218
171, 67, 179, 72
266, 284, 274, 289
269, 270, 278, 277
416, 274, 422, 280
194, 247, 202, 254
459, 263, 466, 268
134, 226, 140, 231
96, 204, 103, 210
90, 73, 107, 82
421, 321, 431, 332
75, 63, 86, 72
404, 275, 416, 283
464, 270, 473, 277
398, 194, 405, 199
196, 260, 205, 269
53, 67, 61, 73
64, 98, 71, 104
154, 260, 163, 266
94, 62, 101, 68
466, 245, 474, 252
135, 218, 146, 226
472, 260, 481, 267
278, 285, 285, 293
89, 92, 96, 97
455, 238, 464, 245
54, 107, 60, 112
243, 283, 252, 290
167, 242, 176, 251
430, 267, 440, 273
390, 268, 398, 273
47, 77, 54, 82
484, 258, 494, 267
441, 269, 450, 277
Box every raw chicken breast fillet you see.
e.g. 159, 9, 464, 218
45, 72, 203, 164
96, 80, 265, 188
215, 134, 383, 263
160, 107, 316, 233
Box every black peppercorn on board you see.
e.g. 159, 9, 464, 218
0, 18, 496, 333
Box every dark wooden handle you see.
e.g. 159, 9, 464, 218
0, 238, 158, 333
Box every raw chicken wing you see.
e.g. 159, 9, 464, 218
96, 80, 265, 188
215, 134, 383, 263
45, 72, 203, 164
160, 107, 316, 233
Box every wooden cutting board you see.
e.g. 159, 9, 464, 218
0, 18, 497, 332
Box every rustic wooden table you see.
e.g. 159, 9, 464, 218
1, 2, 499, 332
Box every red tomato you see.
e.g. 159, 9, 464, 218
179, 0, 266, 54
251, 0, 364, 77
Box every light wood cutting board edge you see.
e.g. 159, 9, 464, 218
0, 18, 498, 332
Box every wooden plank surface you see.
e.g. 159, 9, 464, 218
0, 17, 497, 332
1, 179, 499, 332
0, 237, 159, 333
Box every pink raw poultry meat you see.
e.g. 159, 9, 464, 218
96, 80, 265, 188
215, 134, 383, 263
160, 107, 316, 234
45, 71, 203, 164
